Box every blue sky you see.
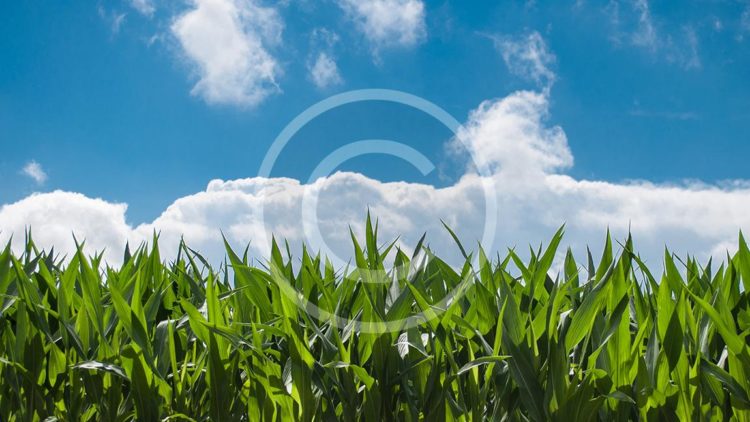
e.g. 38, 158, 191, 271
1, 0, 750, 265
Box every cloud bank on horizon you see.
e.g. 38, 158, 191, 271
2, 1, 749, 269
4, 85, 749, 268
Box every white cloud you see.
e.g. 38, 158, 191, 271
338, 0, 426, 51
310, 27, 340, 48
171, 0, 283, 106
112, 13, 127, 34
22, 161, 47, 185
0, 192, 132, 259
711, 17, 722, 32
130, 0, 155, 17
98, 6, 127, 35
454, 91, 571, 178
680, 26, 701, 69
2, 90, 749, 270
631, 0, 657, 50
608, 0, 701, 69
491, 31, 556, 90
308, 52, 343, 89
629, 109, 698, 120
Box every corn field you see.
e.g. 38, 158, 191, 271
2, 217, 750, 421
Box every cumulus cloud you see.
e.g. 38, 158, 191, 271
0, 192, 133, 259
308, 52, 343, 88
338, 0, 426, 51
171, 0, 283, 106
2, 90, 749, 270
22, 161, 47, 185
454, 91, 571, 178
491, 31, 556, 89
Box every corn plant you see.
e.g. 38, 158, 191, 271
2, 216, 750, 420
